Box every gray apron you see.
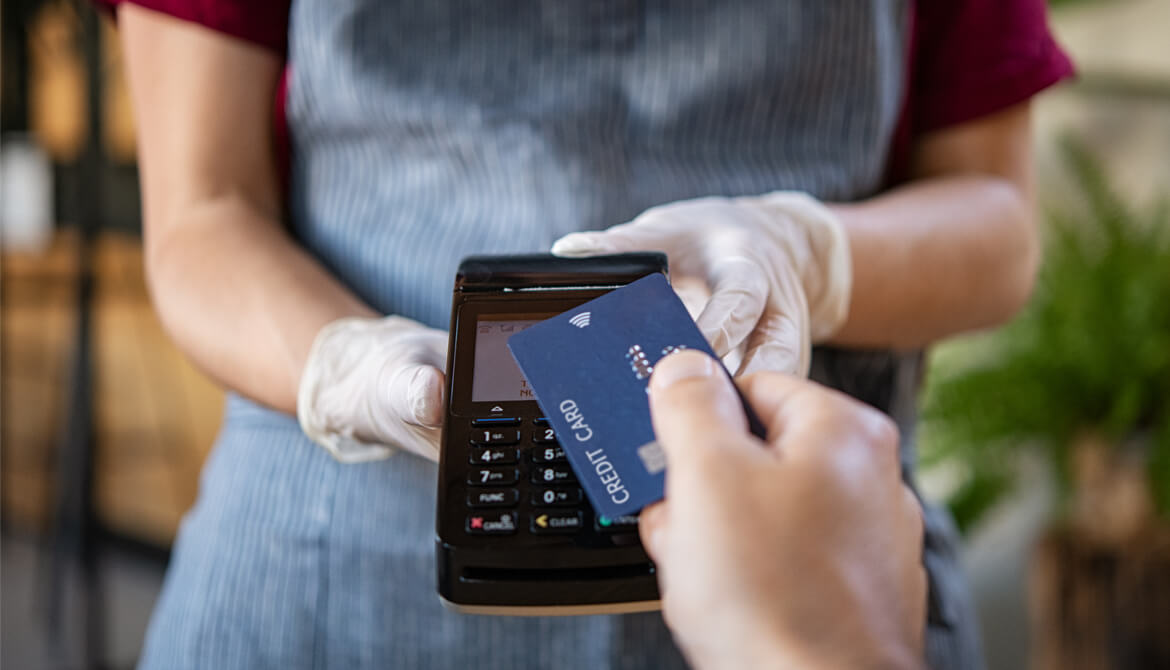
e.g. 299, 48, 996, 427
138, 2, 984, 668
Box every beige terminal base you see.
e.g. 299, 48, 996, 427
440, 596, 661, 617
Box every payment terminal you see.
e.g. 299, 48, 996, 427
436, 253, 667, 615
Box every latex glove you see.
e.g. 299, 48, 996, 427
553, 192, 851, 377
641, 350, 927, 670
297, 316, 447, 463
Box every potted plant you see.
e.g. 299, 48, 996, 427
918, 140, 1170, 670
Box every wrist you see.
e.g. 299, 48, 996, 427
686, 623, 811, 670
767, 630, 925, 670
687, 616, 923, 670
297, 315, 439, 463
742, 191, 853, 342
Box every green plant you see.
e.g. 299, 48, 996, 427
919, 139, 1170, 533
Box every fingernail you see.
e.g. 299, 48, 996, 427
650, 350, 716, 390
551, 234, 599, 254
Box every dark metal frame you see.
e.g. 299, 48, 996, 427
27, 4, 164, 669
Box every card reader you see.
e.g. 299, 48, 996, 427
435, 253, 667, 615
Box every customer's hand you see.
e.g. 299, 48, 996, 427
297, 316, 447, 463
641, 350, 926, 670
552, 193, 851, 376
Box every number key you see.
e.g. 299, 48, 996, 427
531, 487, 582, 506
470, 429, 521, 446
531, 446, 566, 463
532, 427, 557, 444
469, 447, 518, 465
532, 465, 576, 484
468, 468, 518, 486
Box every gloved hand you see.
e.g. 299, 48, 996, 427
552, 192, 852, 377
297, 316, 448, 463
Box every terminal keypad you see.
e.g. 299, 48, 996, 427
462, 416, 604, 538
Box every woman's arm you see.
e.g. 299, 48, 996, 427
120, 5, 375, 414
828, 102, 1038, 349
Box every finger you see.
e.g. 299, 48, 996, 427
672, 276, 711, 321
735, 372, 896, 462
551, 231, 623, 256
401, 422, 443, 462
735, 310, 806, 377
388, 329, 449, 428
637, 502, 668, 562
911, 565, 928, 655
693, 257, 768, 357
731, 371, 819, 442
647, 350, 749, 463
901, 489, 928, 656
387, 364, 445, 427
902, 485, 926, 564
735, 261, 810, 376
551, 221, 658, 256
415, 329, 450, 370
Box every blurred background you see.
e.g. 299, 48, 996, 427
1, 1, 1167, 668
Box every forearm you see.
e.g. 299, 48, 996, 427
826, 174, 1038, 349
146, 198, 375, 414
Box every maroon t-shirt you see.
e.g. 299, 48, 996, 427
102, 0, 1074, 184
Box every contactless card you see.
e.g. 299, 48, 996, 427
507, 273, 764, 519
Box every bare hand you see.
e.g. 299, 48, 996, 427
640, 350, 926, 670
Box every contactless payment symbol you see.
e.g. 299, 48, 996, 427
568, 312, 592, 329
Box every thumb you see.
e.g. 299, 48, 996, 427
637, 502, 668, 562
551, 230, 628, 256
384, 363, 445, 427
647, 350, 748, 464
552, 221, 662, 257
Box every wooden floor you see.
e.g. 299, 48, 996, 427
2, 230, 223, 547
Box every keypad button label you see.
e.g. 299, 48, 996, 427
468, 468, 519, 486
467, 511, 517, 535
532, 427, 558, 444
469, 447, 518, 465
531, 446, 566, 463
470, 429, 521, 446
531, 511, 584, 534
531, 487, 582, 506
467, 489, 519, 508
531, 466, 576, 484
595, 514, 640, 532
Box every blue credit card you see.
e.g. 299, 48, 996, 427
507, 273, 764, 518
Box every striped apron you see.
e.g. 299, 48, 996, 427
139, 2, 985, 668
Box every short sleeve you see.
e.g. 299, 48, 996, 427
95, 0, 291, 55
912, 0, 1074, 133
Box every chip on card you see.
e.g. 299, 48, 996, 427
507, 273, 764, 519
